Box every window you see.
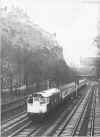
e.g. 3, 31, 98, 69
28, 96, 33, 103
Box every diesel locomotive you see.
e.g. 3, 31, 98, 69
27, 79, 87, 117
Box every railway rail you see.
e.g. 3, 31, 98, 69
2, 101, 25, 114
87, 85, 100, 136
38, 86, 91, 137
1, 86, 86, 137
5, 98, 79, 137
50, 87, 93, 137
1, 96, 27, 123
1, 102, 26, 124
87, 86, 96, 136
94, 86, 100, 136
2, 83, 94, 137
1, 113, 30, 137
10, 122, 42, 137
1, 96, 27, 112
1, 111, 26, 125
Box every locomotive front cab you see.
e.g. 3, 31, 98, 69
27, 93, 49, 114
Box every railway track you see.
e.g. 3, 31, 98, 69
94, 86, 100, 136
87, 86, 100, 136
1, 96, 27, 112
87, 86, 96, 136
2, 101, 26, 114
1, 84, 91, 137
10, 122, 42, 137
51, 87, 93, 137
1, 102, 26, 124
38, 86, 91, 137
1, 96, 27, 123
8, 98, 79, 137
1, 112, 30, 137
1, 111, 26, 125
1, 89, 83, 137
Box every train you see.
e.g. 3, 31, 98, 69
27, 79, 87, 117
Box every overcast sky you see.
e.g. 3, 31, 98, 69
2, 0, 99, 67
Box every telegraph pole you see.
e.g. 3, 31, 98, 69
75, 78, 79, 97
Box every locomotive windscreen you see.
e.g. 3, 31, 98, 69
28, 95, 33, 103
33, 93, 49, 104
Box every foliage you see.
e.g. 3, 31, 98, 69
93, 20, 100, 78
0, 7, 76, 91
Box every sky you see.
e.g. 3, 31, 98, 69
1, 0, 99, 68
